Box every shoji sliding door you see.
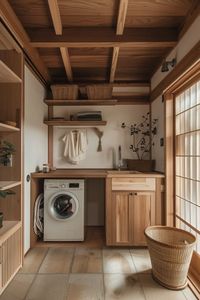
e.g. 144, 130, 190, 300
175, 80, 200, 254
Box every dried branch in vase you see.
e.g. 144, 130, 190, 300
121, 112, 158, 160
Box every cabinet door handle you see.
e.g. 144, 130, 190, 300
129, 193, 133, 196
134, 192, 137, 196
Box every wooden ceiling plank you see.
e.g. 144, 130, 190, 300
48, 0, 62, 35
29, 27, 178, 48
116, 0, 128, 35
60, 47, 73, 82
0, 0, 50, 82
178, 0, 200, 39
110, 47, 119, 83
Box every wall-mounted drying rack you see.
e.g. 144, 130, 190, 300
44, 120, 107, 127
44, 99, 118, 106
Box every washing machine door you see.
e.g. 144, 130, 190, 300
48, 191, 79, 221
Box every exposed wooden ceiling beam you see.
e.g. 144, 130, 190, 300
60, 47, 73, 82
110, 47, 119, 82
116, 0, 128, 35
29, 27, 178, 48
0, 1, 50, 82
178, 0, 200, 39
48, 0, 62, 35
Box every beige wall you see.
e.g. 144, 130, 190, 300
150, 16, 200, 173
24, 65, 48, 253
151, 16, 200, 90
53, 105, 149, 168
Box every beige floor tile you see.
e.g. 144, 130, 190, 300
103, 249, 136, 274
139, 274, 187, 300
19, 248, 48, 273
130, 249, 152, 273
182, 286, 198, 300
39, 247, 74, 274
66, 274, 104, 300
0, 274, 35, 300
104, 273, 146, 300
72, 248, 102, 273
25, 274, 68, 300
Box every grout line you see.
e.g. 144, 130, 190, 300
37, 247, 50, 273
129, 249, 147, 300
101, 248, 106, 300
23, 273, 37, 300
23, 247, 50, 300
69, 247, 77, 274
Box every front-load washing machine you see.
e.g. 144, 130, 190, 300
44, 179, 85, 241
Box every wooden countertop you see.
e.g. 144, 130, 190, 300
31, 169, 107, 178
31, 169, 164, 179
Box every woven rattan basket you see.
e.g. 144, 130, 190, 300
51, 84, 78, 100
145, 226, 196, 290
86, 84, 113, 100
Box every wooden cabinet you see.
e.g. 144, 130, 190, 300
130, 192, 155, 245
106, 175, 164, 246
107, 191, 155, 246
0, 223, 22, 290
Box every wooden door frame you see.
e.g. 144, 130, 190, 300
164, 60, 200, 295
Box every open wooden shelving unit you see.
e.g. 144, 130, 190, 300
0, 220, 21, 243
0, 122, 20, 132
44, 99, 118, 106
0, 44, 23, 294
0, 60, 22, 83
44, 120, 107, 127
0, 181, 22, 191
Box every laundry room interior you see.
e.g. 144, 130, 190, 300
0, 1, 200, 299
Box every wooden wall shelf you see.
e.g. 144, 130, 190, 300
0, 122, 20, 132
44, 120, 107, 126
0, 60, 22, 83
44, 99, 118, 106
0, 221, 21, 243
0, 181, 21, 191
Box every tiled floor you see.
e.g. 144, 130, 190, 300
0, 247, 197, 300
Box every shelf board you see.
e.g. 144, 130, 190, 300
0, 181, 21, 191
0, 221, 22, 243
0, 122, 20, 132
44, 99, 118, 106
44, 120, 107, 127
0, 60, 22, 83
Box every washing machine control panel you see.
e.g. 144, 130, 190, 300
44, 179, 84, 190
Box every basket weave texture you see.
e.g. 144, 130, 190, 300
145, 226, 196, 290
51, 85, 78, 100
86, 84, 113, 100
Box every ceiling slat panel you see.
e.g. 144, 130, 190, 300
7, 0, 198, 84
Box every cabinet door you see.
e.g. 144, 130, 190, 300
1, 227, 22, 293
111, 192, 131, 245
130, 192, 155, 246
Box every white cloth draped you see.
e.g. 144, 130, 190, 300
62, 130, 88, 164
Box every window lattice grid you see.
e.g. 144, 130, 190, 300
176, 218, 200, 253
175, 79, 200, 255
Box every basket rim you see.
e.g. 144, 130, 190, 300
144, 225, 196, 248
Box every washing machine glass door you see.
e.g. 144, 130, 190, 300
49, 192, 79, 220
